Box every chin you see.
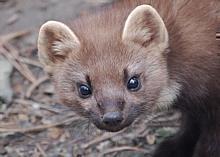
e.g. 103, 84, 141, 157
97, 125, 125, 132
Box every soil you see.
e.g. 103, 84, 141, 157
0, 0, 179, 157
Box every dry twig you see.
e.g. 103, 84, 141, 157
0, 116, 79, 133
26, 76, 49, 98
36, 143, 47, 157
0, 45, 37, 83
0, 30, 37, 83
0, 30, 30, 46
19, 56, 43, 68
82, 130, 125, 149
13, 98, 67, 114
98, 146, 149, 157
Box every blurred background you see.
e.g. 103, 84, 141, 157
0, 0, 180, 157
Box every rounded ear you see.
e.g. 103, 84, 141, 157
38, 21, 80, 73
122, 5, 168, 48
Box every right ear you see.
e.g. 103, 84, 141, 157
122, 5, 168, 49
38, 21, 80, 73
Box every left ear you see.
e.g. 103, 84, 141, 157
38, 21, 81, 73
122, 5, 168, 48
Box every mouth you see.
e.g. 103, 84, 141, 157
93, 120, 133, 132
90, 113, 136, 132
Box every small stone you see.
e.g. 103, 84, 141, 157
48, 127, 63, 139
59, 133, 67, 142
29, 116, 37, 123
18, 114, 29, 121
32, 103, 40, 109
146, 134, 156, 145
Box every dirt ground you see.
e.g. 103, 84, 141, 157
0, 0, 180, 157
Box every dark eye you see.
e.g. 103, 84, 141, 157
78, 84, 92, 98
127, 76, 141, 91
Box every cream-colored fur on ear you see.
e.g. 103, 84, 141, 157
38, 21, 80, 73
122, 5, 168, 48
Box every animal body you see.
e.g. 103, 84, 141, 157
37, 0, 220, 156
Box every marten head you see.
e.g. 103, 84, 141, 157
38, 5, 180, 132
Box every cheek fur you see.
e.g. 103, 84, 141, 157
79, 97, 98, 112
155, 80, 182, 110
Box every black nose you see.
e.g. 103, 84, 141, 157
102, 112, 123, 126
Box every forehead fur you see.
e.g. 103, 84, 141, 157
67, 6, 166, 80
68, 43, 143, 82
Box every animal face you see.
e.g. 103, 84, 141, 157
38, 5, 180, 132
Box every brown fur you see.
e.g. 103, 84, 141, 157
38, 0, 220, 157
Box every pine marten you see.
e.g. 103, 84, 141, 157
37, 0, 220, 156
